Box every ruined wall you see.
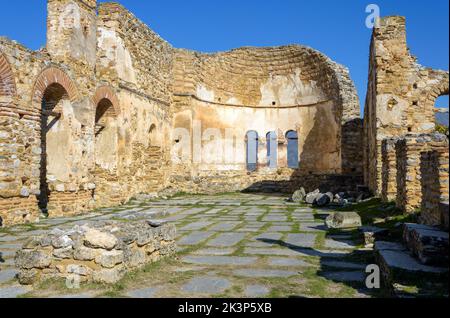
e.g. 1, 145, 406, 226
170, 46, 361, 193
0, 40, 48, 226
420, 148, 449, 227
47, 0, 98, 68
381, 137, 398, 202
363, 16, 449, 195
395, 133, 448, 214
1, 0, 364, 226
94, 3, 174, 205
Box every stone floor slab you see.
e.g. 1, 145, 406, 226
299, 223, 328, 233
181, 276, 231, 294
207, 233, 247, 247
236, 227, 262, 233
0, 250, 16, 259
49, 292, 96, 299
182, 256, 257, 266
253, 232, 283, 242
0, 243, 22, 250
0, 268, 17, 284
0, 285, 29, 298
0, 236, 20, 243
180, 221, 214, 231
267, 225, 292, 232
244, 247, 303, 257
322, 271, 365, 282
178, 232, 215, 246
267, 257, 312, 267
233, 269, 298, 278
324, 239, 358, 250
209, 222, 240, 232
285, 233, 317, 248
127, 287, 160, 298
245, 285, 270, 297
194, 248, 236, 256
262, 215, 288, 222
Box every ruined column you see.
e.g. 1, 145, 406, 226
420, 149, 449, 227
381, 138, 398, 202
395, 133, 449, 214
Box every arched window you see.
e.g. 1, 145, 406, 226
39, 83, 70, 211
246, 131, 258, 171
149, 124, 157, 147
286, 130, 299, 168
95, 98, 115, 136
266, 131, 277, 168
94, 97, 118, 171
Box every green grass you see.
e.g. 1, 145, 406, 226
336, 198, 416, 229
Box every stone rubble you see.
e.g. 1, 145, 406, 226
14, 220, 176, 285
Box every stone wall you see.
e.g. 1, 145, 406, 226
395, 133, 449, 214
170, 45, 361, 191
97, 2, 174, 103
47, 0, 98, 68
363, 16, 449, 195
15, 220, 176, 285
420, 148, 449, 227
95, 3, 174, 205
2, 0, 366, 226
162, 167, 363, 196
0, 0, 175, 226
0, 39, 49, 226
381, 138, 398, 202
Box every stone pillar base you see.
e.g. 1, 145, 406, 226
0, 196, 40, 227
47, 190, 95, 217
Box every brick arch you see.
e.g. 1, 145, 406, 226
32, 67, 79, 105
425, 73, 449, 103
0, 53, 16, 96
92, 85, 119, 116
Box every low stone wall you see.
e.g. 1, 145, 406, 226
381, 138, 398, 202
14, 220, 176, 285
395, 133, 448, 214
164, 168, 363, 195
420, 149, 449, 227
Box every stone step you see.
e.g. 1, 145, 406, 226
403, 223, 449, 266
374, 241, 448, 297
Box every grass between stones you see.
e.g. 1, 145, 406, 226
6, 194, 404, 298
337, 198, 415, 228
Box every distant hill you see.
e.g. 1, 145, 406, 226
436, 108, 449, 127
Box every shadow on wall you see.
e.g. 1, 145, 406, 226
243, 105, 363, 194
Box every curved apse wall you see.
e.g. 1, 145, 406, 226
171, 45, 360, 191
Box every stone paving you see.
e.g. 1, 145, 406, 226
0, 193, 377, 298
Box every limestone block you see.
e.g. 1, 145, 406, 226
83, 228, 118, 250
325, 212, 362, 229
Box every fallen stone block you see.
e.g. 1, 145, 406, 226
314, 192, 333, 207
325, 212, 362, 229
291, 188, 306, 203
359, 226, 389, 247
305, 189, 321, 204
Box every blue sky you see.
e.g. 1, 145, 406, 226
0, 0, 448, 112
